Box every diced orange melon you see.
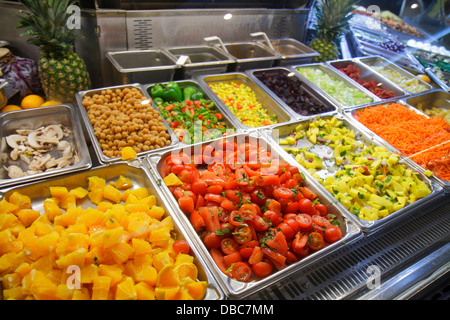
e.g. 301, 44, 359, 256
152, 251, 174, 272
56, 284, 74, 300
56, 248, 86, 269
148, 206, 165, 220
103, 184, 122, 204
149, 226, 171, 247
2, 272, 21, 289
102, 226, 124, 248
43, 198, 63, 221
115, 175, 133, 190
92, 276, 111, 300
68, 187, 88, 199
17, 208, 40, 227
88, 188, 104, 205
30, 269, 58, 300
8, 192, 31, 210
88, 176, 106, 191
135, 281, 155, 300
71, 287, 90, 300
110, 241, 134, 264
80, 263, 99, 284
0, 198, 19, 214
99, 264, 123, 287
115, 276, 137, 300
132, 238, 152, 256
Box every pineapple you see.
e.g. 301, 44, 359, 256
16, 0, 91, 104
309, 0, 358, 62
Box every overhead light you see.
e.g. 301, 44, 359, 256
411, 3, 419, 9
224, 13, 232, 20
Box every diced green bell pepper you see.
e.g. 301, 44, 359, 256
190, 91, 204, 101
183, 86, 198, 101
150, 84, 164, 98
165, 82, 183, 102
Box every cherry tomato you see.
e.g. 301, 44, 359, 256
190, 210, 205, 232
204, 193, 223, 204
203, 231, 222, 249
277, 222, 295, 240
250, 189, 267, 206
285, 218, 299, 233
252, 262, 273, 278
292, 232, 308, 256
248, 246, 264, 265
252, 215, 269, 232
220, 238, 239, 255
233, 224, 253, 245
284, 200, 300, 214
192, 179, 208, 196
173, 239, 190, 255
170, 164, 185, 175
298, 198, 314, 214
231, 262, 252, 282
273, 187, 295, 200
207, 184, 223, 195
308, 232, 325, 251
223, 252, 242, 268
315, 203, 328, 217
263, 210, 280, 227
311, 215, 330, 228
178, 196, 194, 215
300, 187, 317, 201
295, 213, 313, 231
266, 199, 282, 215
238, 203, 257, 221
324, 224, 342, 243
221, 198, 238, 212
210, 248, 227, 274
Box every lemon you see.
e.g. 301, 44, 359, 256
21, 94, 45, 109
1, 105, 22, 112
41, 100, 61, 107
417, 74, 431, 84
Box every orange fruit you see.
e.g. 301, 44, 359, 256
417, 74, 431, 84
1, 105, 22, 112
20, 94, 45, 109
41, 100, 61, 107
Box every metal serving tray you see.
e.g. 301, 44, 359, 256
345, 99, 450, 190
164, 45, 235, 79
106, 49, 180, 85
215, 42, 280, 72
142, 79, 240, 145
0, 163, 223, 300
197, 72, 294, 131
264, 113, 443, 232
292, 63, 379, 110
405, 90, 450, 189
327, 59, 407, 99
356, 56, 433, 94
0, 104, 91, 188
75, 83, 179, 164
246, 67, 337, 120
260, 38, 319, 66
146, 133, 362, 299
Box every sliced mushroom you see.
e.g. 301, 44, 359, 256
5, 165, 24, 179
6, 134, 27, 149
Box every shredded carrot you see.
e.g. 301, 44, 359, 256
355, 103, 450, 181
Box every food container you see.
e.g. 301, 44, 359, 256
75, 84, 179, 164
252, 36, 319, 66
106, 49, 180, 85
327, 59, 407, 99
346, 100, 450, 190
356, 56, 433, 94
0, 104, 92, 188
292, 63, 379, 110
405, 90, 450, 189
265, 113, 443, 232
0, 79, 7, 109
143, 79, 240, 145
205, 37, 280, 71
164, 45, 235, 79
197, 72, 294, 131
146, 133, 362, 298
0, 163, 223, 300
246, 67, 337, 119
